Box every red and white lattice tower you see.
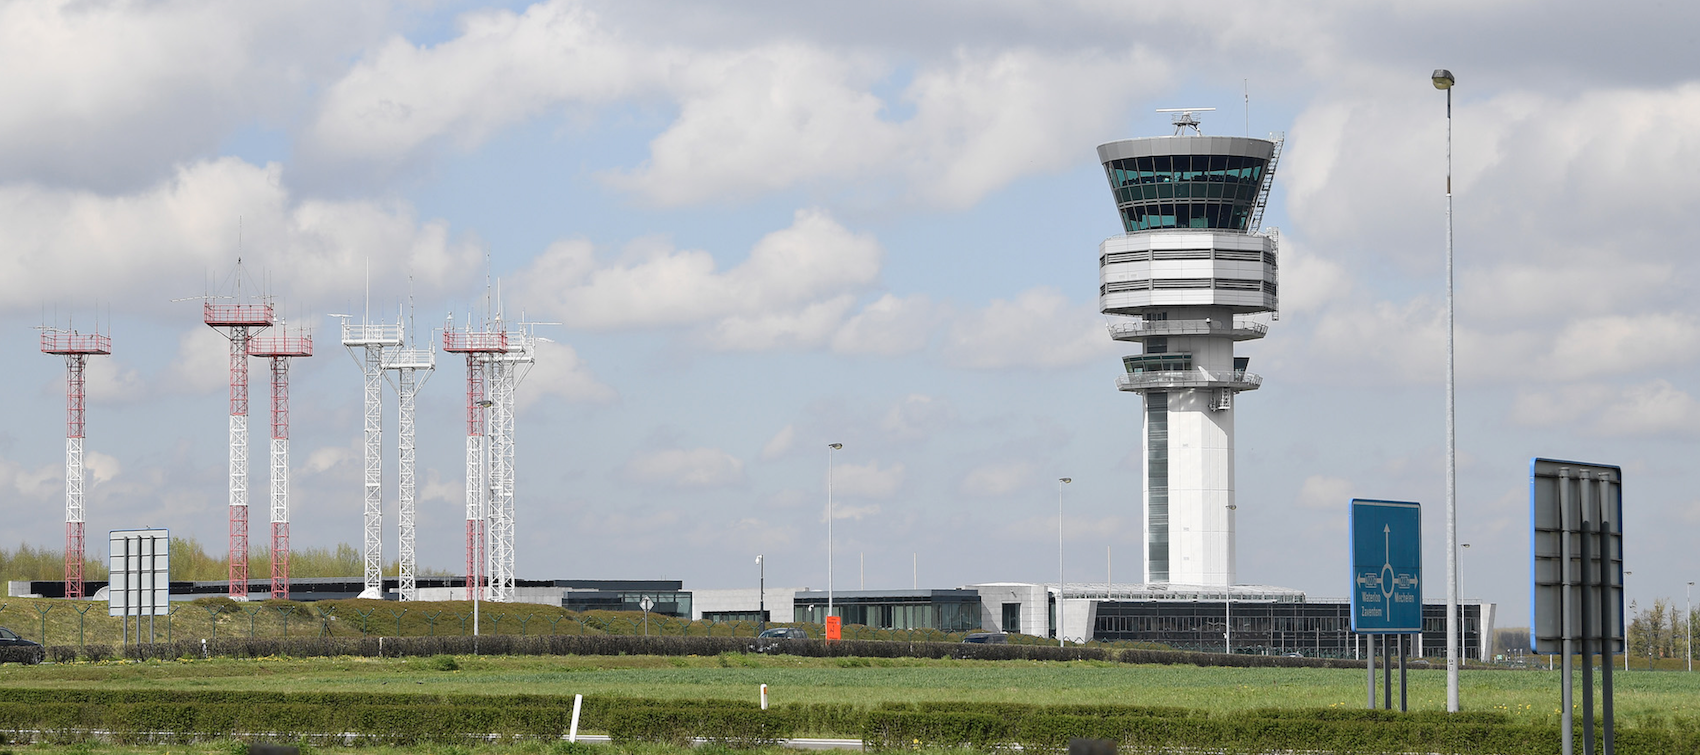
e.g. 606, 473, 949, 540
205, 300, 274, 598
39, 327, 111, 600
247, 326, 312, 600
442, 316, 506, 600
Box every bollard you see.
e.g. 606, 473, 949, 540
569, 693, 583, 743
201, 638, 208, 659
761, 683, 769, 710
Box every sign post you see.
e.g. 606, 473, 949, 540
1350, 500, 1421, 712
1531, 459, 1622, 755
108, 529, 170, 645
639, 595, 655, 636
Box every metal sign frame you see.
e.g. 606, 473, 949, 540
108, 529, 170, 618
1349, 499, 1422, 633
1529, 458, 1622, 755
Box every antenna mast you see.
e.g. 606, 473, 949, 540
247, 321, 312, 599
40, 322, 112, 600
198, 259, 274, 598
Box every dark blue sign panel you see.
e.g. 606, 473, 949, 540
1350, 499, 1422, 633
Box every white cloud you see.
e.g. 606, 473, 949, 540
761, 425, 795, 460
308, 1, 1168, 208
84, 451, 122, 486
961, 461, 1036, 497
516, 208, 882, 346
879, 394, 955, 442
832, 460, 905, 499
831, 294, 939, 356
0, 1, 386, 189
1297, 475, 1354, 510
519, 339, 616, 407
168, 327, 235, 396
1515, 380, 1700, 438
942, 288, 1113, 370
623, 447, 745, 488
0, 158, 483, 317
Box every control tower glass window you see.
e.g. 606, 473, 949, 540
1104, 155, 1267, 232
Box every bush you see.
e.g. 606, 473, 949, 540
428, 654, 460, 671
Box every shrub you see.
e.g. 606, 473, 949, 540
428, 654, 460, 671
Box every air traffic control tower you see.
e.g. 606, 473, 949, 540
1096, 110, 1281, 587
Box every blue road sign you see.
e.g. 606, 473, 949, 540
1350, 499, 1422, 633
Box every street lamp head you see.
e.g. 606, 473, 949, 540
1059, 477, 1072, 484
828, 443, 842, 450
756, 555, 763, 565
1432, 69, 1455, 90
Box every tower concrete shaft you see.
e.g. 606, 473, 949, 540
382, 339, 434, 601
41, 328, 110, 600
206, 302, 274, 598
250, 330, 311, 600
1095, 129, 1282, 587
340, 318, 401, 600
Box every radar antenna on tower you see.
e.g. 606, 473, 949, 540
1156, 107, 1216, 136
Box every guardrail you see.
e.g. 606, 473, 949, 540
1115, 369, 1262, 391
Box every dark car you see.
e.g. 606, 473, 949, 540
962, 632, 1008, 644
757, 627, 808, 639
0, 627, 38, 647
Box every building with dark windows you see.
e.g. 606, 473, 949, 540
793, 589, 982, 632
1096, 111, 1282, 587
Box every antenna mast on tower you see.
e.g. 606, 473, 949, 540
334, 298, 401, 600
247, 321, 312, 599
442, 313, 506, 601
39, 322, 112, 600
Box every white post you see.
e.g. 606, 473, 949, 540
760, 684, 769, 710
1057, 477, 1071, 646
827, 443, 841, 622
569, 694, 583, 742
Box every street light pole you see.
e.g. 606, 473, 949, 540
1432, 67, 1459, 713
827, 443, 842, 623
1460, 542, 1471, 662
1687, 581, 1694, 673
757, 555, 765, 631
1058, 477, 1071, 647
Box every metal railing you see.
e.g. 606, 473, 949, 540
1107, 319, 1268, 340
1116, 369, 1262, 391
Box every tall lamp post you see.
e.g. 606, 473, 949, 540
1687, 581, 1694, 673
1460, 542, 1471, 662
757, 555, 766, 631
827, 443, 842, 623
1058, 477, 1071, 647
1432, 66, 1460, 713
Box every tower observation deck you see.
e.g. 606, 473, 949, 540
1096, 115, 1282, 588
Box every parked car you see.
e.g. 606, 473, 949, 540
0, 627, 38, 647
757, 627, 808, 639
962, 632, 1008, 644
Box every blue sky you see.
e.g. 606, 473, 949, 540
5, 0, 1700, 625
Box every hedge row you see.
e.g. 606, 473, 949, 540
4, 632, 1371, 669
3, 690, 1698, 754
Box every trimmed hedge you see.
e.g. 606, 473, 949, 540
3, 689, 1700, 754
7, 632, 1383, 670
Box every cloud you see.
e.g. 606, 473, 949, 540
961, 461, 1036, 497
831, 294, 939, 356
168, 328, 235, 396
761, 425, 795, 460
832, 460, 905, 499
622, 447, 745, 488
879, 394, 956, 442
0, 157, 483, 317
0, 1, 386, 189
942, 288, 1113, 370
520, 339, 616, 406
308, 1, 1168, 208
515, 208, 882, 346
1514, 380, 1700, 438
1297, 475, 1353, 510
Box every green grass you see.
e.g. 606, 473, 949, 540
3, 653, 1698, 730
0, 740, 761, 755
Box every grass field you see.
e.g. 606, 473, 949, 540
3, 652, 1697, 730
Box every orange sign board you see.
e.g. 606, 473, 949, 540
825, 616, 842, 641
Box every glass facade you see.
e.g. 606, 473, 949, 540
793, 590, 983, 632
1146, 392, 1169, 582
1092, 600, 1485, 659
1102, 154, 1268, 232
563, 589, 692, 618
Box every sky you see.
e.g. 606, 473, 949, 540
5, 0, 1700, 626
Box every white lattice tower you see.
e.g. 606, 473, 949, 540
340, 316, 401, 599
443, 317, 506, 601
40, 328, 111, 600
248, 328, 312, 600
205, 301, 274, 598
383, 333, 434, 601
487, 328, 536, 603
